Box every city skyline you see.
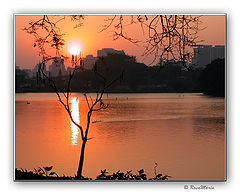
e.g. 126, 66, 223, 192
16, 48, 127, 78
15, 15, 226, 69
15, 14, 226, 181
16, 44, 225, 76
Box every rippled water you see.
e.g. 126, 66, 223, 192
15, 93, 225, 180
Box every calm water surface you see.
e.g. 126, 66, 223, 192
15, 93, 225, 180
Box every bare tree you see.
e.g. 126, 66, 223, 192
24, 15, 123, 179
101, 15, 204, 69
23, 14, 203, 179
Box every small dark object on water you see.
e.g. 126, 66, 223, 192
27, 101, 30, 104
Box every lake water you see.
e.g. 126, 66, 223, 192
15, 93, 225, 180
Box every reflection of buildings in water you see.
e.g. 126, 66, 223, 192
70, 97, 80, 145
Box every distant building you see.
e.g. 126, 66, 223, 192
80, 48, 125, 70
22, 69, 32, 77
83, 55, 97, 70
29, 62, 47, 78
157, 58, 179, 67
211, 45, 225, 60
191, 45, 225, 68
49, 57, 66, 77
31, 57, 66, 78
157, 58, 165, 67
28, 49, 126, 76
66, 67, 74, 75
97, 48, 125, 57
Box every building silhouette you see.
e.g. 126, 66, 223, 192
97, 48, 125, 57
28, 48, 126, 77
29, 61, 47, 78
191, 45, 225, 68
48, 57, 66, 77
82, 48, 125, 70
83, 55, 97, 70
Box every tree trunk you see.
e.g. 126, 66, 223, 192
76, 140, 87, 179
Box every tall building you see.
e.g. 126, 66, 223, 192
97, 48, 125, 57
30, 62, 47, 78
83, 55, 97, 70
211, 45, 225, 60
31, 57, 66, 78
49, 57, 66, 77
191, 45, 225, 68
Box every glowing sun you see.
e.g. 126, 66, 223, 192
65, 39, 84, 56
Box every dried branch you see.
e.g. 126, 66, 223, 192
24, 14, 130, 178
101, 15, 204, 68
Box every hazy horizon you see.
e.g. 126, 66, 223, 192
15, 15, 225, 69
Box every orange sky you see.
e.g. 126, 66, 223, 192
15, 15, 225, 69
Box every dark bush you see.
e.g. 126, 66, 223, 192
15, 166, 170, 181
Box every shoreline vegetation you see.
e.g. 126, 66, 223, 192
16, 54, 225, 97
15, 166, 170, 181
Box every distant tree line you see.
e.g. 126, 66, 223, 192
15, 53, 225, 97
196, 58, 225, 97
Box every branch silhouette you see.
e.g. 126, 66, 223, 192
24, 15, 123, 179
101, 15, 204, 68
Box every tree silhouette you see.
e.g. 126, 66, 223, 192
23, 14, 203, 179
101, 15, 204, 69
24, 15, 123, 179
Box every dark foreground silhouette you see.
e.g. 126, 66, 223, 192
16, 53, 225, 97
15, 166, 170, 181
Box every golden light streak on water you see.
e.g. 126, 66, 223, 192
70, 97, 80, 145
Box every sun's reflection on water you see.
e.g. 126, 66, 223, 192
70, 97, 80, 145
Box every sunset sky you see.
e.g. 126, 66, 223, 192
15, 15, 225, 69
